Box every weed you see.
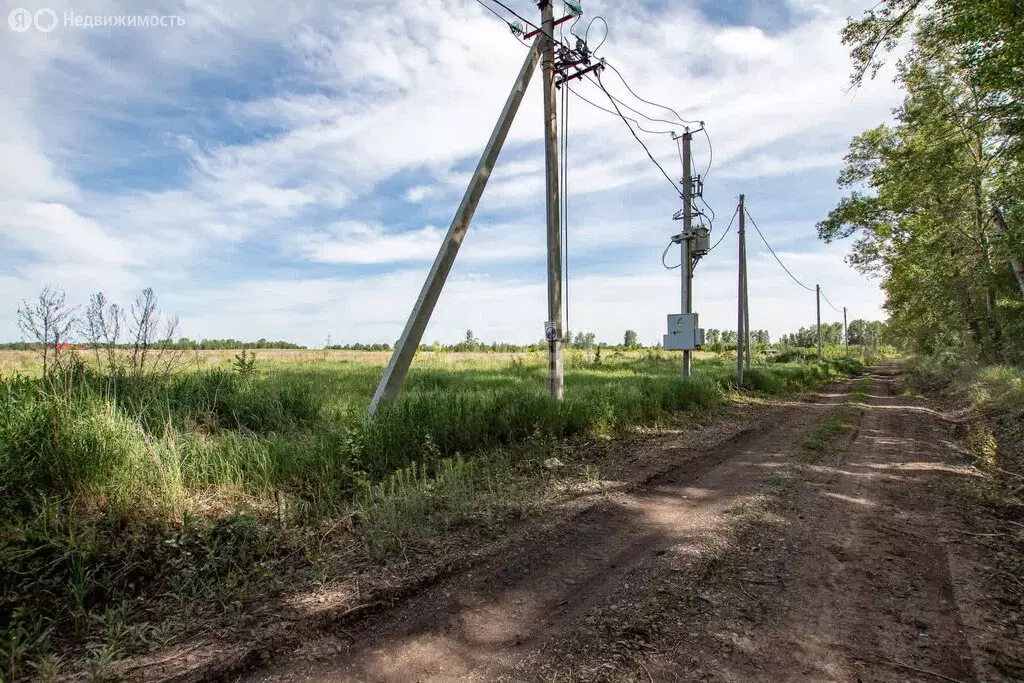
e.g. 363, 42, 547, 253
0, 350, 863, 677
800, 413, 856, 461
232, 349, 258, 378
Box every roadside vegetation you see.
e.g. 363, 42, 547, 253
0, 288, 866, 679
825, 0, 1024, 636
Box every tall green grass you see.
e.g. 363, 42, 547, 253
0, 351, 862, 678
0, 353, 862, 520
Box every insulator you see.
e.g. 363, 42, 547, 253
509, 21, 525, 37
565, 0, 583, 17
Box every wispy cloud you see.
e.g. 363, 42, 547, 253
0, 0, 900, 346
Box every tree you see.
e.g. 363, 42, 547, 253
85, 291, 123, 371
573, 331, 596, 349
17, 286, 78, 375
127, 288, 184, 378
706, 329, 721, 344
623, 330, 639, 349
821, 47, 1023, 359
834, 0, 1024, 361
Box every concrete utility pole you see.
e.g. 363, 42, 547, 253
737, 195, 745, 385
742, 215, 751, 373
681, 130, 694, 379
541, 0, 564, 400
843, 306, 849, 359
816, 284, 823, 359
367, 37, 543, 416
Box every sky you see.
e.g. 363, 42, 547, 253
0, 0, 903, 347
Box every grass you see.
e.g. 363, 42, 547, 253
0, 348, 864, 679
799, 376, 870, 461
906, 355, 1024, 679
908, 354, 1024, 493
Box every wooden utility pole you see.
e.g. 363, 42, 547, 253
541, 0, 564, 400
816, 284, 823, 359
737, 195, 745, 386
681, 130, 693, 379
367, 38, 543, 415
843, 306, 849, 359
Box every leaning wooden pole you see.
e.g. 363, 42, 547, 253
368, 38, 543, 415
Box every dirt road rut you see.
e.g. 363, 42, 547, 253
249, 366, 1004, 682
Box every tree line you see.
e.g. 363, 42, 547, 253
821, 0, 1024, 363
9, 286, 892, 361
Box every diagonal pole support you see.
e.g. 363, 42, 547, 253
368, 37, 543, 416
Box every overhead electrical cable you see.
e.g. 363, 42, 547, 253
487, 0, 539, 31
584, 16, 609, 53
708, 205, 738, 253
604, 61, 701, 126
584, 74, 686, 130
472, 0, 522, 31
819, 288, 843, 314
744, 208, 816, 293
701, 126, 714, 179
567, 85, 676, 135
596, 71, 681, 198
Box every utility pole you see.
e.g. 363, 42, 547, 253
681, 130, 693, 379
743, 216, 751, 373
737, 195, 745, 386
541, 0, 564, 400
816, 284, 823, 359
843, 307, 849, 359
663, 131, 708, 367
367, 37, 543, 415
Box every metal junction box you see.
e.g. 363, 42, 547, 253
692, 228, 711, 257
663, 313, 704, 351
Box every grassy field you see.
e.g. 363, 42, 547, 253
0, 347, 863, 679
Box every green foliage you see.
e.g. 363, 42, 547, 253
0, 352, 862, 677
829, 1, 1024, 363
232, 349, 258, 378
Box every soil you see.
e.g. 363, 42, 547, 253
138, 363, 1024, 682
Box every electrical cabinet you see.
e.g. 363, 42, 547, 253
663, 313, 704, 351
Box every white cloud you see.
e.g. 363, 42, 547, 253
0, 0, 902, 346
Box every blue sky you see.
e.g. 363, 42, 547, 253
0, 0, 902, 347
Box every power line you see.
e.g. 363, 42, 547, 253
486, 0, 538, 32
582, 16, 609, 54
701, 126, 714, 179
744, 208, 816, 293
566, 85, 676, 135
603, 61, 702, 126
601, 60, 714, 179
689, 153, 715, 224
584, 73, 686, 131
709, 205, 738, 253
471, 0, 521, 32
662, 240, 681, 270
595, 71, 681, 198
819, 288, 842, 314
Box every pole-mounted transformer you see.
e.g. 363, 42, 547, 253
662, 130, 708, 378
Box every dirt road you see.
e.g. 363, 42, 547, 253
245, 365, 1015, 682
